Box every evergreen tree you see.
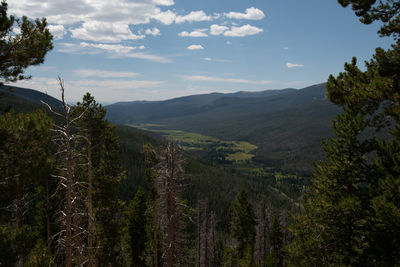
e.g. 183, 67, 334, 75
229, 190, 256, 265
290, 1, 400, 265
74, 92, 124, 265
124, 187, 149, 266
0, 0, 53, 85
0, 110, 53, 265
267, 215, 284, 267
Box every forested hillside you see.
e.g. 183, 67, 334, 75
107, 83, 341, 171
2, 0, 400, 266
0, 84, 299, 266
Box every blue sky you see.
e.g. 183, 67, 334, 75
7, 0, 393, 103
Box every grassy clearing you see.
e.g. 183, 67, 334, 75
127, 124, 257, 162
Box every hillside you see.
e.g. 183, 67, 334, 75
106, 83, 342, 171
0, 85, 301, 229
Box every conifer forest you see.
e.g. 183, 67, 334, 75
1, 0, 400, 266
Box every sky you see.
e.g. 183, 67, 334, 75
6, 0, 394, 104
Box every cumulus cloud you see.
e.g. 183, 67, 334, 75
286, 62, 304, 68
175, 10, 212, 23
145, 27, 161, 36
7, 0, 176, 42
210, 24, 228, 35
178, 29, 208, 37
187, 45, 204, 50
225, 7, 265, 20
47, 24, 67, 39
283, 47, 289, 50
223, 24, 263, 37
70, 21, 145, 43
152, 10, 176, 25
183, 75, 271, 84
75, 69, 140, 78
153, 0, 174, 6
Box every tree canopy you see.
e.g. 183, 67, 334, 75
0, 0, 53, 85
289, 1, 400, 265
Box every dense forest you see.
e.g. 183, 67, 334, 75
1, 0, 400, 266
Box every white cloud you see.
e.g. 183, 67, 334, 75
183, 75, 271, 84
47, 24, 67, 40
153, 0, 174, 6
178, 29, 208, 37
58, 42, 171, 63
175, 10, 212, 23
225, 7, 265, 20
286, 62, 304, 68
145, 27, 161, 36
202, 57, 231, 63
152, 10, 176, 25
223, 24, 263, 37
75, 69, 140, 78
283, 47, 289, 50
125, 52, 171, 63
7, 0, 176, 42
226, 41, 231, 45
210, 24, 228, 35
70, 21, 145, 43
139, 45, 145, 50
79, 42, 137, 53
187, 45, 204, 50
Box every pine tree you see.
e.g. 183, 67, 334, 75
268, 215, 284, 267
74, 92, 124, 265
0, 0, 53, 85
0, 110, 53, 265
289, 1, 400, 265
229, 190, 256, 265
124, 187, 149, 266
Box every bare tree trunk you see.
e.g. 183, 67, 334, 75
156, 140, 184, 267
65, 111, 73, 267
154, 198, 159, 267
166, 156, 176, 267
197, 200, 201, 267
255, 200, 271, 267
208, 212, 216, 267
88, 138, 94, 267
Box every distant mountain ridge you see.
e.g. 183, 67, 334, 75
0, 85, 62, 109
1, 83, 340, 172
106, 83, 341, 171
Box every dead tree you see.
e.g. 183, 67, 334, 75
156, 140, 184, 267
197, 198, 218, 267
44, 77, 87, 266
254, 200, 272, 267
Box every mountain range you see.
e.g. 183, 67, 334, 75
106, 83, 342, 171
0, 83, 342, 172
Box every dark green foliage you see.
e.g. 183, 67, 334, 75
74, 93, 124, 265
338, 0, 400, 39
106, 84, 340, 171
230, 190, 256, 260
268, 215, 284, 267
0, 1, 53, 85
0, 109, 53, 265
124, 187, 149, 266
290, 2, 400, 265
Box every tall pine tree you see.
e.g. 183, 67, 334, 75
290, 1, 400, 265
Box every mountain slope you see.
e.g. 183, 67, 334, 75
106, 83, 342, 171
0, 85, 62, 110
